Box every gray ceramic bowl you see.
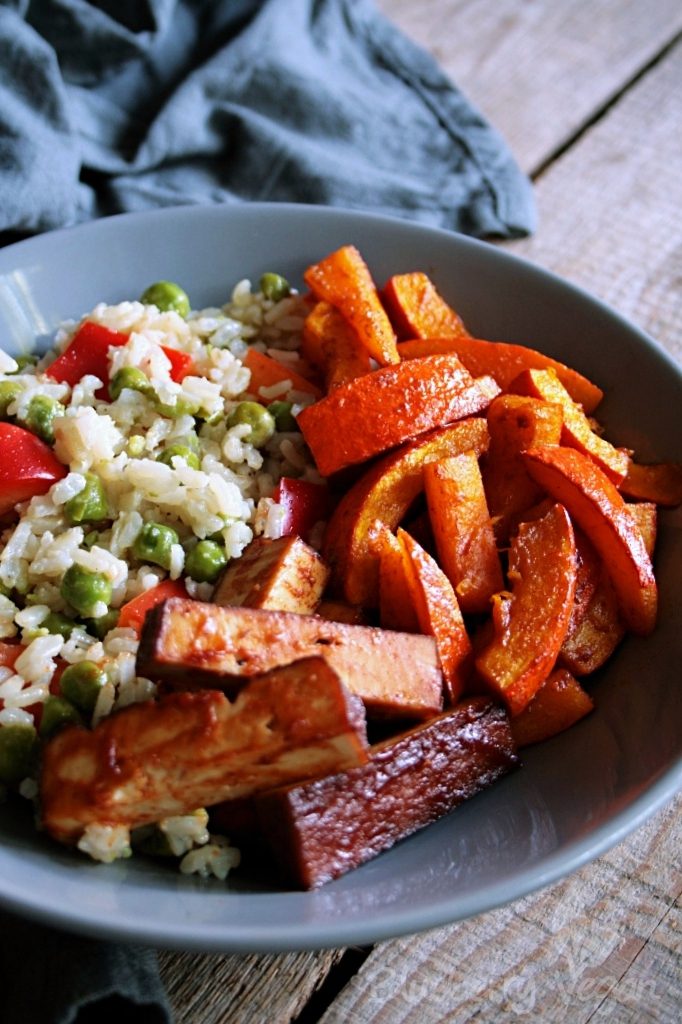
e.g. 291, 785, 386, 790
0, 204, 680, 952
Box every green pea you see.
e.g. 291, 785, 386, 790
155, 396, 199, 419
156, 444, 200, 470
60, 661, 107, 715
11, 354, 39, 373
42, 611, 76, 640
0, 724, 38, 784
64, 473, 109, 526
226, 401, 275, 448
182, 431, 201, 453
132, 521, 179, 570
0, 379, 24, 417
60, 565, 113, 617
267, 400, 298, 432
140, 281, 191, 318
184, 539, 227, 584
23, 394, 62, 444
109, 367, 153, 402
88, 609, 119, 640
39, 696, 82, 740
0, 581, 12, 599
259, 272, 291, 302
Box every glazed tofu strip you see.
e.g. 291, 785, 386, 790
255, 697, 518, 888
40, 657, 368, 846
212, 536, 329, 614
137, 598, 444, 719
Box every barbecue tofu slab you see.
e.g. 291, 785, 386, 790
254, 697, 518, 888
40, 657, 368, 846
137, 598, 444, 719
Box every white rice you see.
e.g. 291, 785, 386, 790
0, 274, 319, 877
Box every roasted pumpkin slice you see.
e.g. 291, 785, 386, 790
482, 393, 564, 543
475, 503, 578, 716
424, 451, 503, 615
303, 245, 399, 366
398, 337, 603, 413
510, 367, 629, 484
323, 418, 490, 607
297, 353, 499, 477
397, 528, 473, 704
510, 667, 594, 747
381, 271, 470, 340
522, 445, 657, 635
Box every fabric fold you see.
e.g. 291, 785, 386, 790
0, 0, 535, 239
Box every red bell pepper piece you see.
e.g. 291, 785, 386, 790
0, 424, 67, 516
45, 322, 129, 398
117, 579, 188, 635
273, 477, 332, 541
45, 322, 193, 398
161, 346, 194, 383
0, 641, 23, 670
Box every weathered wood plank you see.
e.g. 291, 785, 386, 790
316, 801, 681, 1024
158, 948, 345, 1024
511, 39, 682, 363
379, 0, 682, 173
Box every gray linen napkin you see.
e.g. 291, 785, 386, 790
0, 0, 535, 242
0, 1, 535, 1021
0, 908, 172, 1024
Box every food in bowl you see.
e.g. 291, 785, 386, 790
0, 245, 679, 887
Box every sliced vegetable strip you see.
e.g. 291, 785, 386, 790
398, 336, 603, 414
381, 271, 469, 340
303, 245, 399, 366
482, 394, 564, 543
323, 419, 490, 607
377, 527, 420, 633
522, 445, 657, 635
298, 354, 499, 476
424, 452, 503, 615
46, 322, 128, 398
117, 579, 188, 635
0, 423, 67, 515
476, 503, 578, 716
510, 367, 629, 484
397, 528, 472, 704
243, 348, 321, 399
619, 460, 682, 507
302, 301, 371, 389
510, 668, 594, 747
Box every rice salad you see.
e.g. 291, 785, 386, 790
0, 272, 319, 879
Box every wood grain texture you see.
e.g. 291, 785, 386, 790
158, 948, 345, 1024
379, 0, 682, 173
511, 39, 682, 364
317, 802, 681, 1024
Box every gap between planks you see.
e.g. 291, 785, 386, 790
530, 27, 682, 179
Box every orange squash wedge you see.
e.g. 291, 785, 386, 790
522, 445, 657, 635
297, 354, 499, 477
323, 419, 490, 607
475, 503, 577, 716
398, 336, 603, 413
303, 245, 399, 366
397, 528, 472, 704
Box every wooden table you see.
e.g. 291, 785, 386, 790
160, 3, 682, 1020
